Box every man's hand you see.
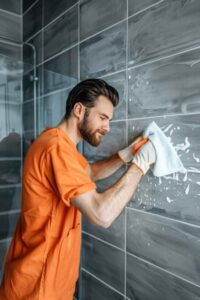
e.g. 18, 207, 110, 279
132, 140, 156, 174
118, 136, 148, 163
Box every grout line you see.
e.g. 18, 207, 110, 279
0, 209, 21, 216
42, 2, 78, 32
127, 206, 200, 229
124, 1, 129, 298
127, 250, 200, 288
24, 29, 42, 43
127, 0, 165, 20
82, 230, 125, 253
0, 237, 12, 244
79, 18, 126, 44
0, 8, 21, 18
81, 268, 131, 300
41, 42, 78, 65
0, 157, 21, 161
23, 0, 39, 16
0, 183, 21, 189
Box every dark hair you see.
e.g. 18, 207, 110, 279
65, 78, 119, 119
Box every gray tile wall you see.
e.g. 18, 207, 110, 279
23, 0, 200, 299
0, 0, 22, 283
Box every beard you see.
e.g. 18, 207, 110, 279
79, 109, 104, 147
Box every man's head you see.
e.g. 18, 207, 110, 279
65, 79, 119, 146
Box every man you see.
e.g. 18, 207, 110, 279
0, 79, 156, 300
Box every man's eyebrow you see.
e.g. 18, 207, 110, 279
99, 113, 113, 121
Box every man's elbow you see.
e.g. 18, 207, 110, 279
86, 211, 112, 229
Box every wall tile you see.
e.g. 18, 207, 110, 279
44, 0, 78, 26
0, 10, 21, 43
128, 48, 200, 118
23, 101, 34, 131
23, 130, 34, 158
0, 104, 21, 140
0, 131, 21, 158
128, 0, 161, 16
128, 115, 200, 226
80, 0, 126, 40
128, 0, 200, 67
126, 253, 200, 300
80, 270, 125, 300
83, 202, 125, 250
82, 233, 125, 293
0, 212, 19, 239
44, 5, 78, 61
0, 41, 21, 60
83, 121, 127, 162
0, 186, 21, 212
127, 209, 200, 286
23, 31, 43, 69
0, 0, 21, 14
43, 46, 78, 95
23, 0, 36, 13
102, 71, 127, 121
23, 0, 42, 41
0, 160, 21, 185
80, 22, 126, 79
0, 239, 11, 282
39, 89, 69, 131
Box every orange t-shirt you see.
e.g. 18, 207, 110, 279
0, 128, 96, 300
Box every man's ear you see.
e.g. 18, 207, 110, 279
73, 102, 85, 120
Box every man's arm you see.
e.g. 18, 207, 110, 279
72, 164, 142, 228
72, 140, 156, 228
87, 153, 124, 182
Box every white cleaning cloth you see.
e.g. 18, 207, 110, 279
143, 121, 186, 177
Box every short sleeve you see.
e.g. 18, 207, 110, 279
45, 145, 96, 207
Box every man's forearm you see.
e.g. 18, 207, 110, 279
90, 153, 124, 181
93, 164, 142, 227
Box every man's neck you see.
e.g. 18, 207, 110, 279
57, 118, 82, 146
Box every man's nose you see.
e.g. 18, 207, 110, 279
103, 122, 110, 133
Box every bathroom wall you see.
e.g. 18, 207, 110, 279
23, 0, 200, 299
0, 1, 22, 281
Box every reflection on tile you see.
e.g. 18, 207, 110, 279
128, 48, 200, 118
0, 55, 21, 104
43, 46, 78, 95
83, 192, 125, 249
23, 32, 43, 69
128, 0, 200, 66
0, 0, 21, 14
0, 212, 19, 239
127, 209, 200, 285
0, 10, 21, 43
80, 270, 125, 300
0, 41, 20, 60
0, 239, 11, 282
128, 0, 161, 16
23, 0, 42, 41
127, 254, 200, 300
0, 186, 21, 212
128, 115, 200, 225
0, 104, 21, 140
44, 5, 78, 61
39, 90, 69, 131
102, 71, 127, 120
80, 0, 126, 40
83, 121, 126, 162
44, 0, 78, 26
0, 131, 21, 157
23, 101, 34, 131
0, 160, 21, 185
80, 22, 126, 79
82, 233, 125, 293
